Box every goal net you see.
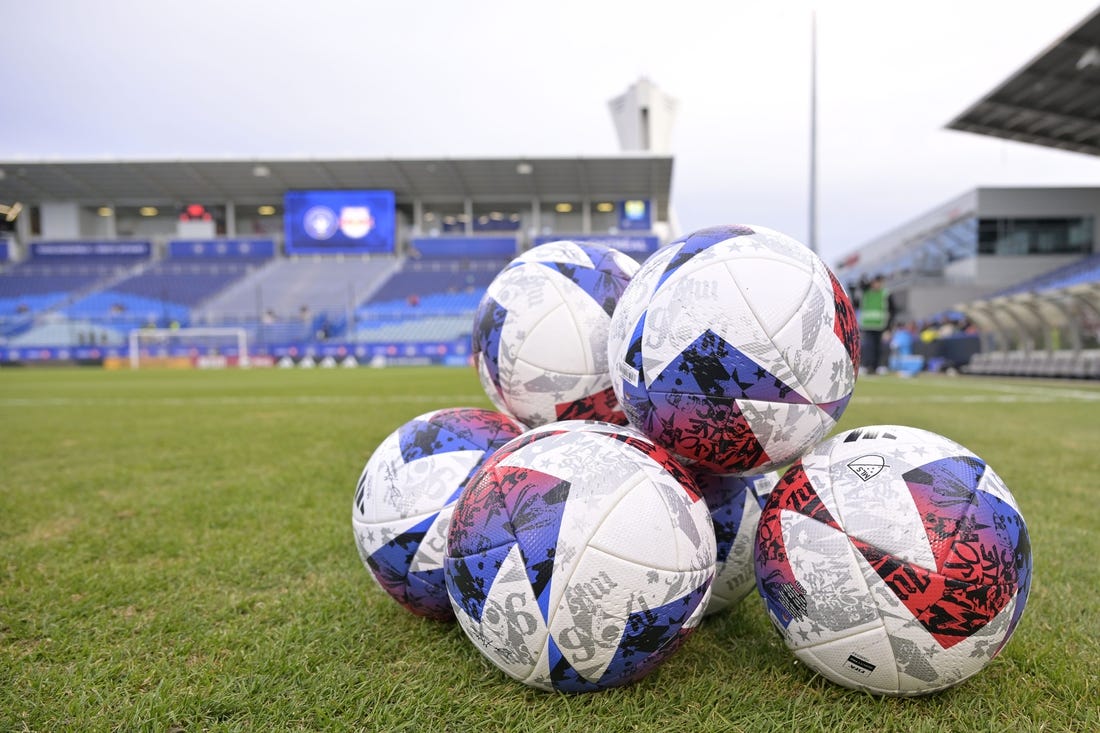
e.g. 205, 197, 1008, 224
128, 327, 250, 369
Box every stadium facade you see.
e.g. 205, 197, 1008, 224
833, 186, 1099, 319
0, 155, 673, 259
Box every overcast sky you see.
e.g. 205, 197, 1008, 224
5, 0, 1100, 266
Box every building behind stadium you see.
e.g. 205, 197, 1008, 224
832, 6, 1100, 377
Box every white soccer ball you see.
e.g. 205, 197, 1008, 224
444, 420, 716, 692
472, 241, 639, 427
607, 225, 861, 475
754, 425, 1032, 695
695, 470, 780, 615
351, 407, 526, 620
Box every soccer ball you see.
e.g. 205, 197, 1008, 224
352, 407, 526, 620
444, 420, 716, 692
695, 470, 780, 615
607, 225, 860, 475
472, 240, 640, 427
754, 425, 1032, 696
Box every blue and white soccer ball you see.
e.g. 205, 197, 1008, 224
754, 425, 1032, 695
607, 225, 861, 475
351, 407, 526, 620
444, 421, 716, 692
472, 241, 639, 428
695, 470, 780, 615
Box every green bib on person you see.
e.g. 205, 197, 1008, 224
860, 289, 888, 330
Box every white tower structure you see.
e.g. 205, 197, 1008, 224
608, 78, 678, 153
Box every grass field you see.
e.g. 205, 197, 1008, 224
1, 367, 1098, 732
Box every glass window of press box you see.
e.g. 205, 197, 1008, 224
539, 201, 583, 235
237, 204, 283, 236
421, 205, 467, 236
978, 217, 1093, 256
471, 204, 523, 234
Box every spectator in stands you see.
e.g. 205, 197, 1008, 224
920, 320, 940, 343
890, 321, 916, 357
889, 321, 923, 377
316, 316, 332, 340
853, 274, 897, 375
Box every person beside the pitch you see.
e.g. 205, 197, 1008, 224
854, 274, 897, 375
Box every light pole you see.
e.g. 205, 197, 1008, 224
808, 9, 818, 255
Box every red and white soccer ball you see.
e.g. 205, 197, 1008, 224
754, 425, 1032, 695
607, 225, 860, 475
444, 421, 715, 692
472, 240, 639, 428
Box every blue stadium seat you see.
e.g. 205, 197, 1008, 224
988, 253, 1100, 298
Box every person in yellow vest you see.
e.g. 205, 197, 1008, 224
854, 274, 896, 375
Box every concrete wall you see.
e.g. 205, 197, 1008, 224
901, 284, 998, 321
40, 202, 80, 239
969, 254, 1082, 288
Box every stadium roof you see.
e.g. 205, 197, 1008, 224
0, 156, 673, 208
947, 6, 1100, 155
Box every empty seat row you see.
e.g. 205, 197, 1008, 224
965, 350, 1100, 379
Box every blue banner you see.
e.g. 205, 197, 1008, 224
0, 339, 471, 366
284, 190, 396, 255
533, 234, 660, 257
410, 237, 517, 259
31, 241, 151, 258
169, 239, 276, 258
0, 239, 9, 261
1, 345, 127, 363
619, 199, 651, 231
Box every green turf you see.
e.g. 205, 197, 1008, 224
1, 368, 1097, 732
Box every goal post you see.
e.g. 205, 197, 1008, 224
128, 327, 250, 369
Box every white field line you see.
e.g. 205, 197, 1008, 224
0, 394, 489, 408
854, 393, 1099, 404
867, 377, 1100, 402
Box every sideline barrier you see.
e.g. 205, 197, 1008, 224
2, 338, 471, 368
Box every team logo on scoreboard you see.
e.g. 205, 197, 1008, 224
304, 206, 338, 240
339, 206, 374, 239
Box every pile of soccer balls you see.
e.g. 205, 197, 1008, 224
351, 228, 1032, 696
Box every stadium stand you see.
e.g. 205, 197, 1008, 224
0, 253, 149, 339
351, 258, 505, 343
194, 256, 401, 324
4, 318, 127, 347
353, 315, 475, 343
982, 253, 1100, 299
0, 149, 672, 365
65, 258, 269, 329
